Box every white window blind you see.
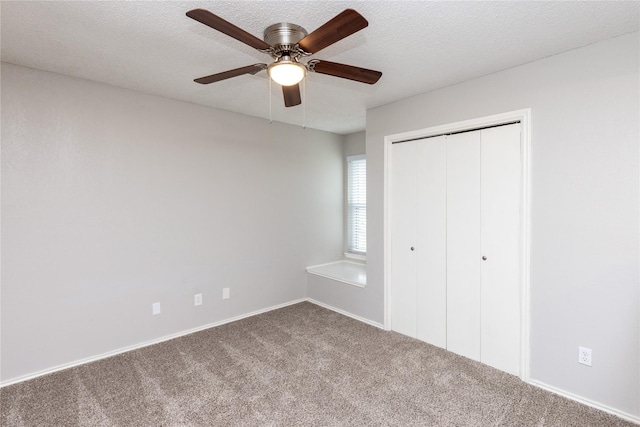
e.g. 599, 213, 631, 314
347, 155, 366, 254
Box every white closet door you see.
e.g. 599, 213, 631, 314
416, 136, 447, 348
446, 132, 482, 361
390, 140, 418, 338
480, 124, 522, 375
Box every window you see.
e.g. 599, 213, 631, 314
347, 155, 366, 255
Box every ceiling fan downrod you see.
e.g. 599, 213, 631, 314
262, 22, 309, 60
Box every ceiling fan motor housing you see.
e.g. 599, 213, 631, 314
263, 23, 308, 58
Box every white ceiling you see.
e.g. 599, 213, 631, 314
2, 1, 638, 135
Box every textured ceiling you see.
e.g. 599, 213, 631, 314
2, 1, 638, 134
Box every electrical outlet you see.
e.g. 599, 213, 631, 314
578, 346, 592, 366
152, 302, 161, 315
194, 293, 202, 306
222, 287, 230, 300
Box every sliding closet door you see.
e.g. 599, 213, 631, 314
480, 124, 522, 375
446, 132, 482, 361
416, 136, 447, 348
390, 140, 418, 338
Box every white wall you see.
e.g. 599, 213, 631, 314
0, 63, 344, 382
362, 33, 640, 418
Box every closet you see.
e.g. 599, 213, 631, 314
390, 122, 521, 376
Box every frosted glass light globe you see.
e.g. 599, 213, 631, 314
268, 61, 306, 86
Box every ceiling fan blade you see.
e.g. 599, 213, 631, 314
186, 9, 271, 51
194, 64, 267, 84
282, 84, 302, 107
310, 60, 382, 84
298, 9, 368, 54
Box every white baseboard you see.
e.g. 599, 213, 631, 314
527, 379, 639, 425
4, 299, 637, 425
306, 298, 385, 329
0, 298, 307, 388
307, 299, 639, 424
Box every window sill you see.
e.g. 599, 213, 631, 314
306, 261, 366, 288
344, 252, 366, 262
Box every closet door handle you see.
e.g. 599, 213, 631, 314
410, 247, 415, 251
482, 256, 487, 260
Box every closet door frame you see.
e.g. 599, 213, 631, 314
383, 108, 532, 381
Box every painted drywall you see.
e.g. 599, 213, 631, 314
361, 32, 639, 418
344, 131, 366, 257
307, 131, 367, 309
343, 131, 366, 158
1, 63, 344, 382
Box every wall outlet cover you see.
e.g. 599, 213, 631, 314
152, 302, 161, 315
578, 346, 592, 366
194, 293, 202, 306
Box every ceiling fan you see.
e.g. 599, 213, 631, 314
186, 8, 382, 108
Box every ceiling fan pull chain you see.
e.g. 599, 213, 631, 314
269, 77, 273, 124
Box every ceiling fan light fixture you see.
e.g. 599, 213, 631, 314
268, 58, 306, 86
187, 8, 382, 109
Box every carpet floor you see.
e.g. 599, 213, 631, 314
0, 302, 634, 426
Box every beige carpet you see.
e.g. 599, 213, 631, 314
0, 302, 634, 426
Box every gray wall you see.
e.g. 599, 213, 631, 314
1, 63, 344, 382
363, 33, 639, 417
343, 131, 365, 158
307, 131, 368, 314
343, 131, 366, 256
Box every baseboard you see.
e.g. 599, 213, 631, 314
527, 379, 640, 425
306, 298, 385, 329
308, 299, 639, 424
0, 298, 307, 388
6, 300, 635, 425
